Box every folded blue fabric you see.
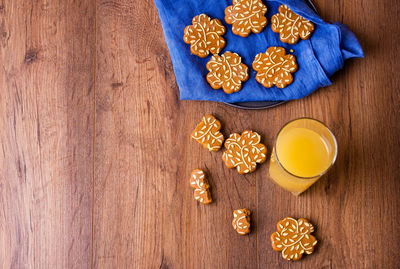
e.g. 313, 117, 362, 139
154, 0, 363, 102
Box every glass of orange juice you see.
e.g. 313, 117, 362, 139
268, 118, 338, 195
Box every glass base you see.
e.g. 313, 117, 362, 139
268, 172, 316, 196
291, 190, 304, 196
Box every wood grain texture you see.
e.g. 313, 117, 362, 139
0, 0, 94, 268
94, 0, 400, 268
1, 0, 399, 268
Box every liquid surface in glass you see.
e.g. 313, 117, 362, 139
276, 127, 331, 178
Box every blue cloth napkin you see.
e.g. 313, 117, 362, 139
154, 0, 364, 102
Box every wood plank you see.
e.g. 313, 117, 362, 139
0, 0, 94, 268
94, 1, 164, 266
94, 0, 257, 267
258, 0, 400, 268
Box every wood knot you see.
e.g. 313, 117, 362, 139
111, 82, 123, 88
24, 50, 39, 64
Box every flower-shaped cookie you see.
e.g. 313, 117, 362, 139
222, 130, 267, 174
190, 169, 212, 204
271, 217, 318, 261
206, 51, 249, 94
183, 14, 226, 58
225, 0, 268, 37
253, 47, 298, 89
232, 209, 251, 235
224, 0, 268, 37
271, 5, 315, 44
191, 115, 225, 151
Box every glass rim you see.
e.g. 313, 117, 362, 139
273, 117, 338, 180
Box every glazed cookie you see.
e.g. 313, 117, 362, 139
232, 209, 251, 235
190, 169, 212, 204
191, 115, 224, 151
271, 217, 318, 261
222, 130, 267, 174
206, 51, 249, 94
183, 14, 226, 58
253, 47, 298, 89
271, 5, 315, 44
225, 0, 268, 37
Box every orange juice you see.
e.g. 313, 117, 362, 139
268, 118, 337, 195
276, 128, 331, 177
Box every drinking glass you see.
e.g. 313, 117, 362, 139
268, 118, 338, 195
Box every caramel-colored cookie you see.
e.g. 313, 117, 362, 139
190, 169, 212, 204
225, 0, 268, 37
206, 51, 249, 94
191, 115, 224, 151
222, 130, 267, 174
232, 209, 251, 235
271, 5, 315, 44
271, 217, 318, 261
183, 14, 226, 58
253, 47, 298, 89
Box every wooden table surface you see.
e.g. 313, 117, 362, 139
1, 0, 399, 268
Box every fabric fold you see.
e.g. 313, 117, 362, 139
334, 22, 364, 61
